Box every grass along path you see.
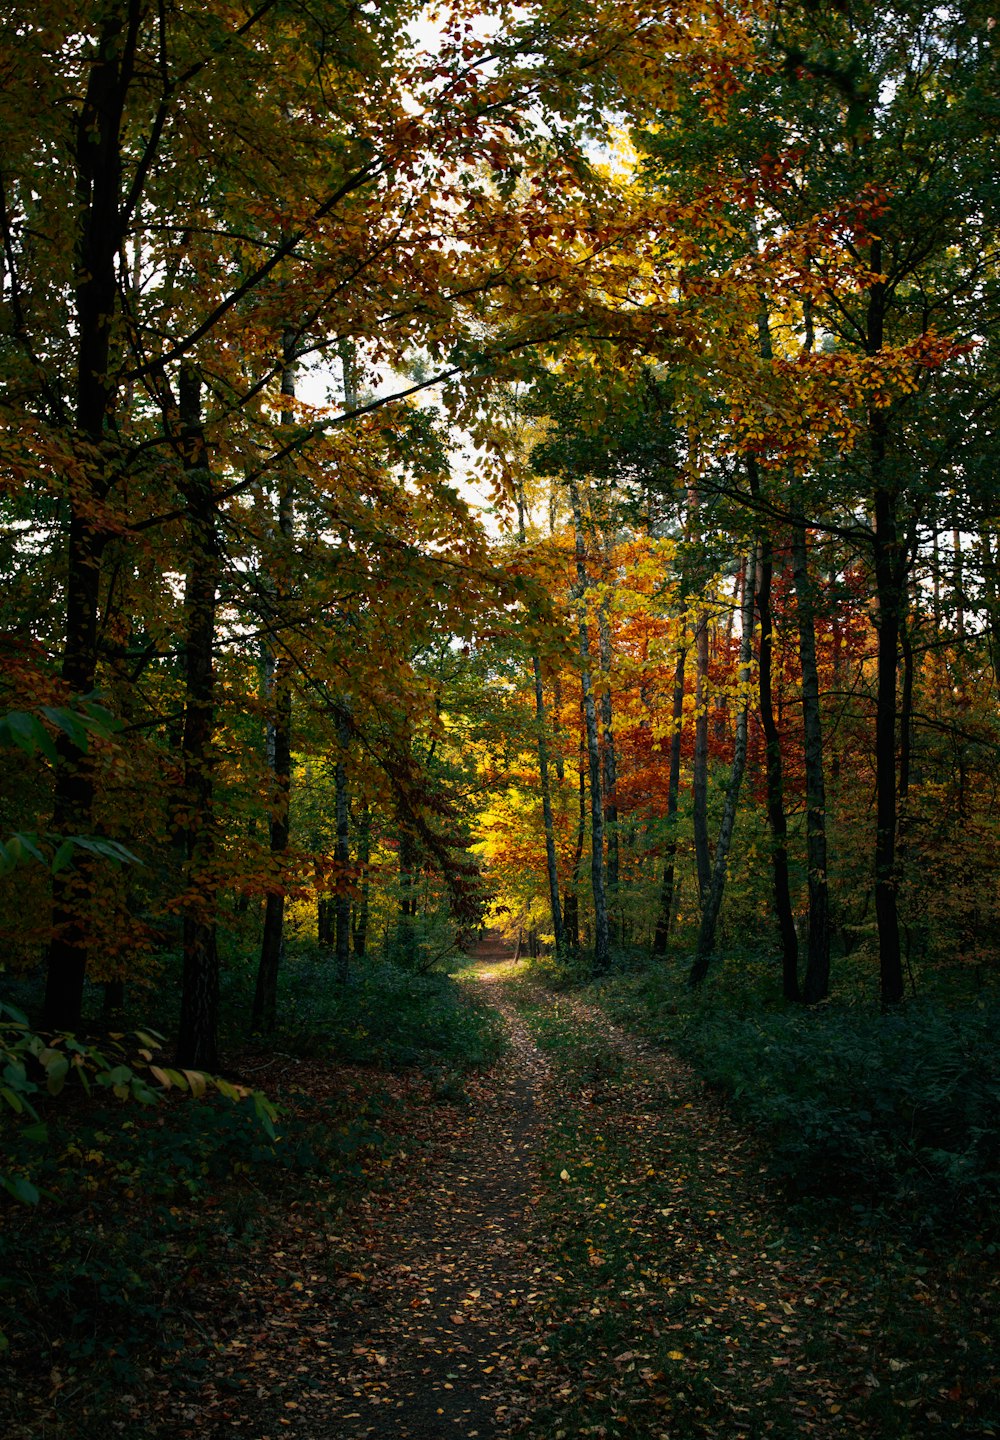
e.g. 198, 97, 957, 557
503, 977, 998, 1440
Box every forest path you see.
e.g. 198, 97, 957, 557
166, 936, 554, 1440
154, 949, 980, 1440
308, 941, 553, 1439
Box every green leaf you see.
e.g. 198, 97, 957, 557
43, 708, 88, 749
44, 1054, 70, 1096
253, 1091, 279, 1140
3, 1175, 40, 1206
0, 1086, 23, 1114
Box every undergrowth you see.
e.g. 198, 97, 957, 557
275, 948, 506, 1072
0, 950, 503, 1434
545, 953, 1000, 1240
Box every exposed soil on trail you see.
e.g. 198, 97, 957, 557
143, 937, 553, 1440
313, 943, 551, 1439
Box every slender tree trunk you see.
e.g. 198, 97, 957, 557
596, 590, 620, 935
569, 481, 609, 973
352, 805, 371, 959
252, 338, 296, 1033
867, 260, 905, 1007
791, 514, 831, 1003
952, 498, 965, 639
175, 365, 220, 1071
44, 6, 139, 1031
652, 632, 686, 956
690, 549, 756, 984
872, 470, 905, 1005
563, 739, 585, 951
516, 478, 565, 954
692, 605, 711, 906
979, 527, 1000, 684
749, 294, 802, 998
334, 710, 351, 983
397, 824, 418, 966
747, 463, 800, 999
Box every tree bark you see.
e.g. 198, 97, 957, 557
690, 549, 756, 984
692, 605, 711, 907
596, 589, 620, 935
334, 710, 351, 984
568, 480, 609, 973
867, 258, 905, 1007
563, 737, 585, 951
748, 461, 800, 999
397, 823, 419, 966
175, 365, 221, 1071
872, 468, 905, 1005
44, 5, 140, 1031
651, 633, 686, 957
252, 338, 296, 1034
791, 515, 831, 1004
516, 476, 565, 954
352, 805, 371, 958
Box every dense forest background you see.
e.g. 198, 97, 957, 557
2, 0, 999, 1434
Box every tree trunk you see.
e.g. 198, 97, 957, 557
690, 549, 756, 984
651, 633, 686, 956
791, 514, 831, 1003
516, 477, 565, 954
397, 824, 418, 967
252, 338, 296, 1034
334, 711, 351, 984
873, 471, 905, 1005
596, 590, 620, 936
352, 805, 371, 959
867, 254, 905, 1007
755, 521, 800, 1000
692, 605, 711, 906
44, 6, 139, 1031
175, 365, 220, 1071
563, 740, 585, 951
568, 481, 609, 973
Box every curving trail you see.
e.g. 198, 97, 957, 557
143, 941, 994, 1440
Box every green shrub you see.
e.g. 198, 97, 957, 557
593, 967, 1000, 1235
278, 954, 506, 1072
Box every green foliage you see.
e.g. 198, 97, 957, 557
277, 951, 506, 1072
583, 967, 1000, 1236
0, 700, 139, 878
0, 700, 122, 765
0, 1002, 277, 1206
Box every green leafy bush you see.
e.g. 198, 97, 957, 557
595, 968, 1000, 1234
279, 954, 505, 1072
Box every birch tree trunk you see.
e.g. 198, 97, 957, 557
569, 480, 610, 973
516, 477, 566, 954
690, 549, 756, 984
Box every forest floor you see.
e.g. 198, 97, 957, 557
11, 937, 997, 1440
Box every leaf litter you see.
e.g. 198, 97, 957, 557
29, 935, 996, 1440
